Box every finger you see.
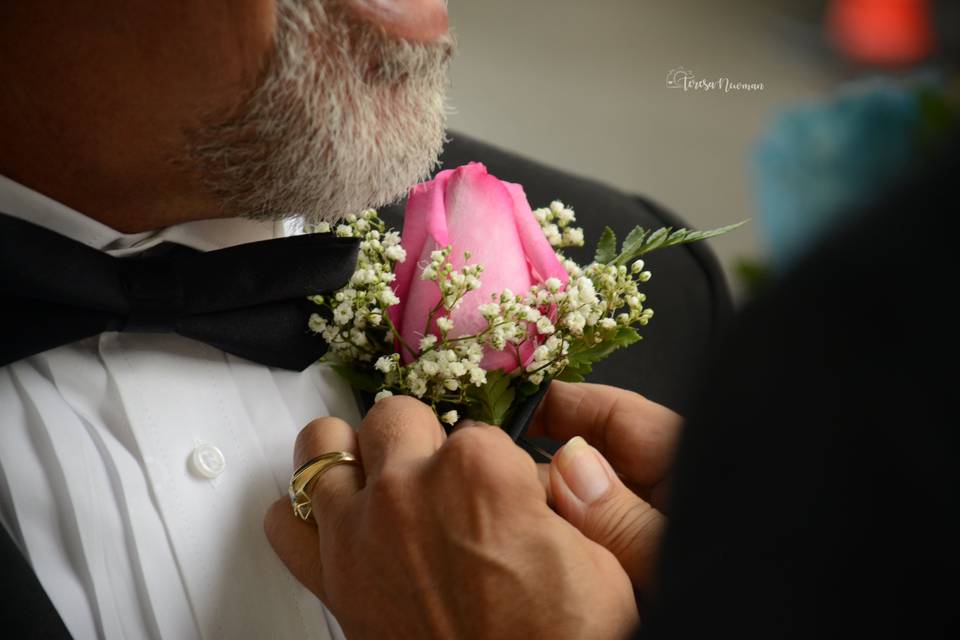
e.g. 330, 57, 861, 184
294, 416, 363, 519
536, 462, 553, 505
358, 395, 445, 479
550, 437, 665, 591
529, 380, 682, 488
263, 499, 328, 602
451, 418, 493, 433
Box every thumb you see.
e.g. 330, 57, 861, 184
550, 436, 665, 591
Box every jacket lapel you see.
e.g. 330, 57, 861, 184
0, 524, 71, 638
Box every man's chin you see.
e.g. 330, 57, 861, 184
190, 0, 452, 224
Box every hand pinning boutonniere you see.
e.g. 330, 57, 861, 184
307, 163, 743, 438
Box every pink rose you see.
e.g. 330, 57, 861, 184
390, 163, 569, 371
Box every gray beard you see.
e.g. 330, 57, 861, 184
186, 0, 455, 224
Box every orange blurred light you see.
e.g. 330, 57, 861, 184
828, 0, 934, 66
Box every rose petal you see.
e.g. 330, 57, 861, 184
398, 236, 445, 362
443, 165, 532, 346
503, 182, 570, 285
480, 337, 535, 372
390, 168, 455, 330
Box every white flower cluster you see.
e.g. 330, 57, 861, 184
307, 210, 406, 363
464, 261, 653, 388
369, 246, 490, 419
534, 200, 585, 248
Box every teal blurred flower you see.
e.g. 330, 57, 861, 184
753, 76, 955, 272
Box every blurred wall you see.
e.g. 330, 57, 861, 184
445, 0, 838, 294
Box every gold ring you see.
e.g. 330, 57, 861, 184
289, 451, 360, 521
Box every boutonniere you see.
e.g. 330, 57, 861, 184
307, 163, 742, 444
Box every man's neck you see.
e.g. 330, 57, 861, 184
0, 158, 228, 234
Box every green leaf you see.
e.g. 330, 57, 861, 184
465, 370, 517, 426
645, 221, 748, 255
641, 227, 670, 254
518, 380, 542, 398
612, 220, 748, 265
554, 366, 587, 383
594, 226, 618, 264
567, 327, 642, 369
617, 226, 650, 262
330, 363, 384, 393
491, 388, 516, 426
677, 220, 748, 245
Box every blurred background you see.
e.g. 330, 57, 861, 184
444, 0, 959, 298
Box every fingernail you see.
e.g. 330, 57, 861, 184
556, 436, 611, 503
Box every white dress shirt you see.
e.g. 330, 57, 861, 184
0, 174, 361, 639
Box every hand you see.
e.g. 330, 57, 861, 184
528, 381, 683, 592
264, 395, 640, 640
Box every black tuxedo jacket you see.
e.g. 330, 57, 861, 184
0, 133, 732, 637
640, 138, 959, 638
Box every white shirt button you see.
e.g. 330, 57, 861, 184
190, 443, 226, 479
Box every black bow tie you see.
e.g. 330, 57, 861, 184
0, 212, 360, 370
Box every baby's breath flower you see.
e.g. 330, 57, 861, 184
599, 317, 617, 330
308, 314, 328, 333
544, 224, 562, 247
562, 227, 584, 246
379, 289, 401, 306
374, 390, 393, 402
536, 317, 555, 334
467, 344, 484, 363
533, 345, 551, 364
436, 317, 454, 332
556, 207, 576, 225
564, 312, 587, 335
384, 245, 406, 262
440, 410, 459, 425
333, 303, 353, 325
522, 307, 542, 322
479, 303, 500, 318
469, 365, 487, 386
375, 356, 395, 373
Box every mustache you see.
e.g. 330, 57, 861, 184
314, 0, 456, 85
